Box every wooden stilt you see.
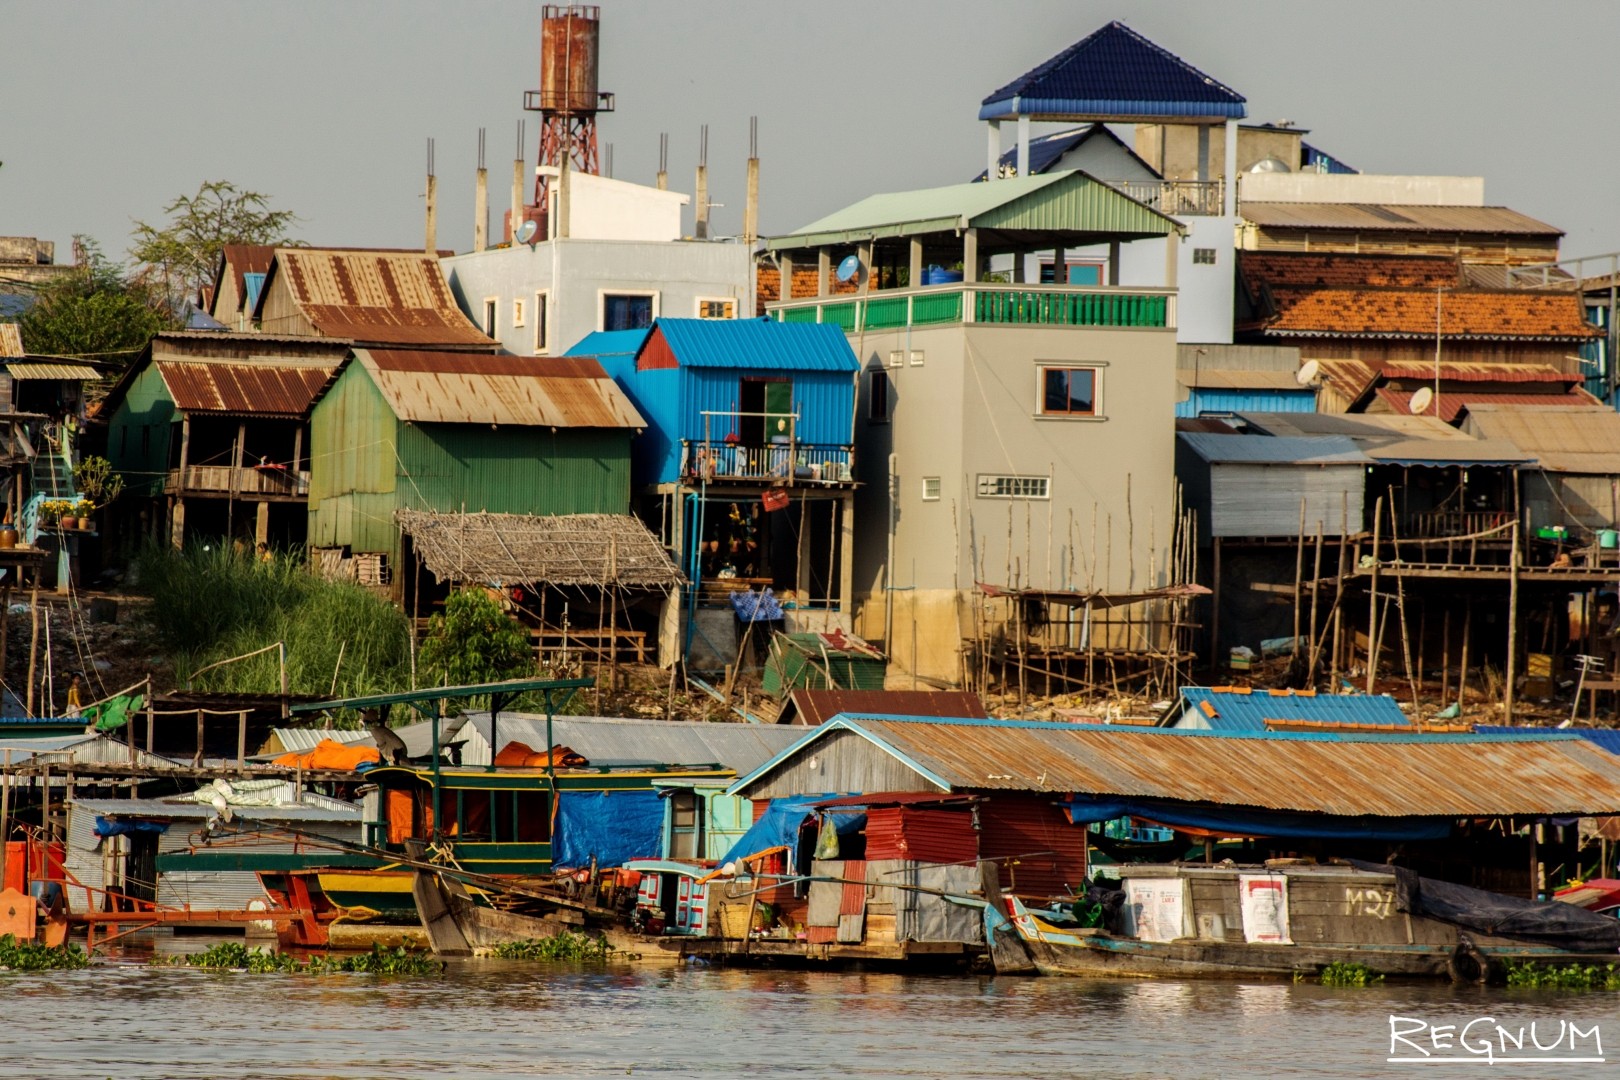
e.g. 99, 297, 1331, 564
1366, 496, 1384, 693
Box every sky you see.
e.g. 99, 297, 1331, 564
4, 1, 1620, 265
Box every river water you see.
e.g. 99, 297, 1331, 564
7, 950, 1619, 1079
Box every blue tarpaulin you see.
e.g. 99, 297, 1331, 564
716, 794, 829, 867
94, 817, 168, 838
730, 588, 784, 622
553, 790, 666, 870
1060, 795, 1452, 841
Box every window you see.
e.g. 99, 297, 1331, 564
669, 789, 706, 860
1041, 260, 1105, 285
921, 477, 941, 501
887, 349, 905, 368
696, 297, 736, 319
977, 475, 1049, 500
1193, 248, 1217, 265
1038, 366, 1099, 417
512, 297, 526, 327
869, 370, 889, 423
533, 291, 550, 354
909, 349, 925, 367
601, 291, 658, 332
482, 298, 498, 337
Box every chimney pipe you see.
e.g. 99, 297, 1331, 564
424, 138, 437, 255
694, 124, 709, 240
743, 116, 759, 245
656, 132, 668, 192
474, 128, 488, 253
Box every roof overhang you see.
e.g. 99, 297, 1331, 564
978, 97, 1245, 122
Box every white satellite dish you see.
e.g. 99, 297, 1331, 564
515, 219, 539, 245
1409, 386, 1434, 415
1296, 359, 1320, 386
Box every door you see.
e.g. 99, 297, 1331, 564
738, 377, 791, 446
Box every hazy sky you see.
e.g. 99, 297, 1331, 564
5, 1, 1620, 264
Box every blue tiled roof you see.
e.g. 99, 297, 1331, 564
1173, 687, 1412, 731
647, 317, 859, 372
563, 328, 651, 360
981, 21, 1246, 121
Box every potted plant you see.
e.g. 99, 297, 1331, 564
38, 500, 64, 527
73, 499, 94, 529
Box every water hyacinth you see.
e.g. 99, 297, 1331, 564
154, 941, 442, 975
0, 934, 90, 971
1505, 961, 1620, 990
487, 931, 618, 962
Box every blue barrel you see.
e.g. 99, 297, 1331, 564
922, 265, 963, 286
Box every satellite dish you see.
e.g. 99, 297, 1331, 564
1296, 359, 1320, 386
515, 219, 539, 245
835, 254, 861, 283
1409, 386, 1434, 415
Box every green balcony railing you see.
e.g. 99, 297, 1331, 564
768, 284, 1174, 333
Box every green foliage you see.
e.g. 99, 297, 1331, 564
153, 941, 441, 975
135, 544, 411, 701
73, 456, 124, 508
130, 180, 298, 300
416, 588, 535, 690
14, 237, 176, 365
0, 933, 90, 971
1505, 961, 1620, 990
487, 931, 617, 962
1318, 962, 1385, 987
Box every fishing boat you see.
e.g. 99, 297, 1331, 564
1002, 862, 1620, 981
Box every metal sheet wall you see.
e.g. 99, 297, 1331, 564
744, 729, 941, 799
107, 365, 177, 498
1209, 463, 1363, 537
397, 424, 630, 517
308, 363, 399, 556
864, 806, 979, 864
64, 805, 108, 896
975, 794, 1088, 899
1175, 388, 1315, 419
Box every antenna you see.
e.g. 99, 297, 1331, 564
1296, 359, 1320, 385
515, 219, 539, 245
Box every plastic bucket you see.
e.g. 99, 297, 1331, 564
1601, 529, 1619, 550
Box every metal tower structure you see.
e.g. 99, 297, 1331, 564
523, 5, 615, 214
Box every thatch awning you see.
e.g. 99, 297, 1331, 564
396, 511, 685, 590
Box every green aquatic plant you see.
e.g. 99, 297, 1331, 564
1318, 962, 1385, 987
487, 931, 617, 962
1504, 961, 1620, 990
0, 934, 90, 971
153, 941, 441, 975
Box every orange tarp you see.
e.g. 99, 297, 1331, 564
273, 738, 381, 771
492, 741, 588, 769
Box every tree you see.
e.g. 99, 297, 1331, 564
130, 180, 298, 301
15, 237, 176, 364
416, 589, 535, 689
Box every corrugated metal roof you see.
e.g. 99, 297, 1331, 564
1171, 687, 1409, 731
735, 716, 1620, 817
1240, 202, 1563, 236
1178, 432, 1367, 465
215, 244, 275, 315
155, 359, 337, 416
0, 324, 23, 358
979, 21, 1246, 120
458, 713, 804, 772
265, 248, 493, 347
1463, 404, 1620, 474
783, 690, 989, 727
1176, 369, 1304, 391
563, 328, 651, 360
644, 318, 860, 372
1374, 387, 1599, 424
72, 797, 360, 823
1477, 725, 1620, 758
353, 349, 645, 428
1239, 412, 1473, 440
1359, 437, 1532, 466
265, 727, 371, 754
768, 170, 1178, 251
6, 362, 101, 381
1379, 362, 1578, 384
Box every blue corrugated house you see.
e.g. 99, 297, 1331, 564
1165, 686, 1411, 731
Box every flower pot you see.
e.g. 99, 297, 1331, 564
58, 516, 76, 530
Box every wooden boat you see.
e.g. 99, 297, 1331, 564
1003, 863, 1620, 981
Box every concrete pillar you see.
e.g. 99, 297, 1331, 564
1108, 241, 1121, 286
780, 252, 794, 300
1010, 248, 1025, 284
744, 156, 760, 245
909, 236, 924, 289
817, 249, 831, 297
1164, 233, 1179, 289
1016, 116, 1031, 178
255, 501, 270, 547
1223, 120, 1239, 216
424, 174, 438, 255
694, 163, 709, 240
474, 166, 488, 252
1052, 246, 1066, 286
986, 121, 1001, 178
962, 228, 979, 283
857, 241, 873, 286
511, 158, 524, 243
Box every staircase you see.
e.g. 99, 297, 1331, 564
22, 445, 78, 547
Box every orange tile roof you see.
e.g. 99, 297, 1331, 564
1258, 287, 1602, 341
1240, 251, 1461, 290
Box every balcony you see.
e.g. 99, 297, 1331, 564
165, 465, 310, 499
680, 411, 853, 487
769, 283, 1176, 334
1109, 179, 1225, 217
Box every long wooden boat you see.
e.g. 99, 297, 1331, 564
1004, 863, 1620, 981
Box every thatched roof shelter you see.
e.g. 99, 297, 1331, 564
396, 511, 684, 591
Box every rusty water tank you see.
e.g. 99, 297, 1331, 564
540, 4, 600, 113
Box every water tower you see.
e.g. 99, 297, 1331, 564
524, 5, 615, 211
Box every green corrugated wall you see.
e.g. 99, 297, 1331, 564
107, 365, 176, 498
973, 175, 1176, 236
307, 362, 400, 556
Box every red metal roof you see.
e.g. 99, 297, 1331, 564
1373, 387, 1599, 423
155, 360, 338, 416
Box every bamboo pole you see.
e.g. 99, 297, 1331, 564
1458, 602, 1472, 710
1292, 498, 1306, 660
25, 575, 39, 717
1506, 517, 1520, 722
1307, 525, 1324, 684
1366, 496, 1384, 693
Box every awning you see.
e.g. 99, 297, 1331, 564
6, 362, 101, 381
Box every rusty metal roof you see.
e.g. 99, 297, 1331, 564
353, 349, 645, 428
780, 690, 990, 727
263, 249, 493, 347
155, 359, 338, 417
1463, 404, 1620, 474
732, 715, 1620, 817
214, 244, 275, 315
1240, 202, 1563, 236
0, 324, 22, 358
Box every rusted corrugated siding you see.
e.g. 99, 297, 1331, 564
976, 794, 1087, 899
786, 690, 989, 726
864, 806, 978, 864
155, 361, 336, 416
270, 249, 493, 347
359, 349, 643, 428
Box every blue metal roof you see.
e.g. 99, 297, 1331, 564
981, 22, 1247, 121
1301, 142, 1360, 175
1475, 725, 1620, 757
1172, 688, 1411, 732
1178, 432, 1368, 465
563, 328, 651, 361
644, 317, 860, 372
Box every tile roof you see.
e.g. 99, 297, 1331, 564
1239, 202, 1563, 236
1239, 251, 1461, 290
754, 265, 860, 313
1372, 387, 1598, 424
1463, 404, 1620, 474
781, 690, 990, 727
641, 318, 860, 372
1177, 432, 1368, 465
155, 359, 338, 417
1254, 287, 1602, 341
259, 248, 494, 347
979, 21, 1246, 121
1172, 687, 1410, 731
350, 349, 645, 428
